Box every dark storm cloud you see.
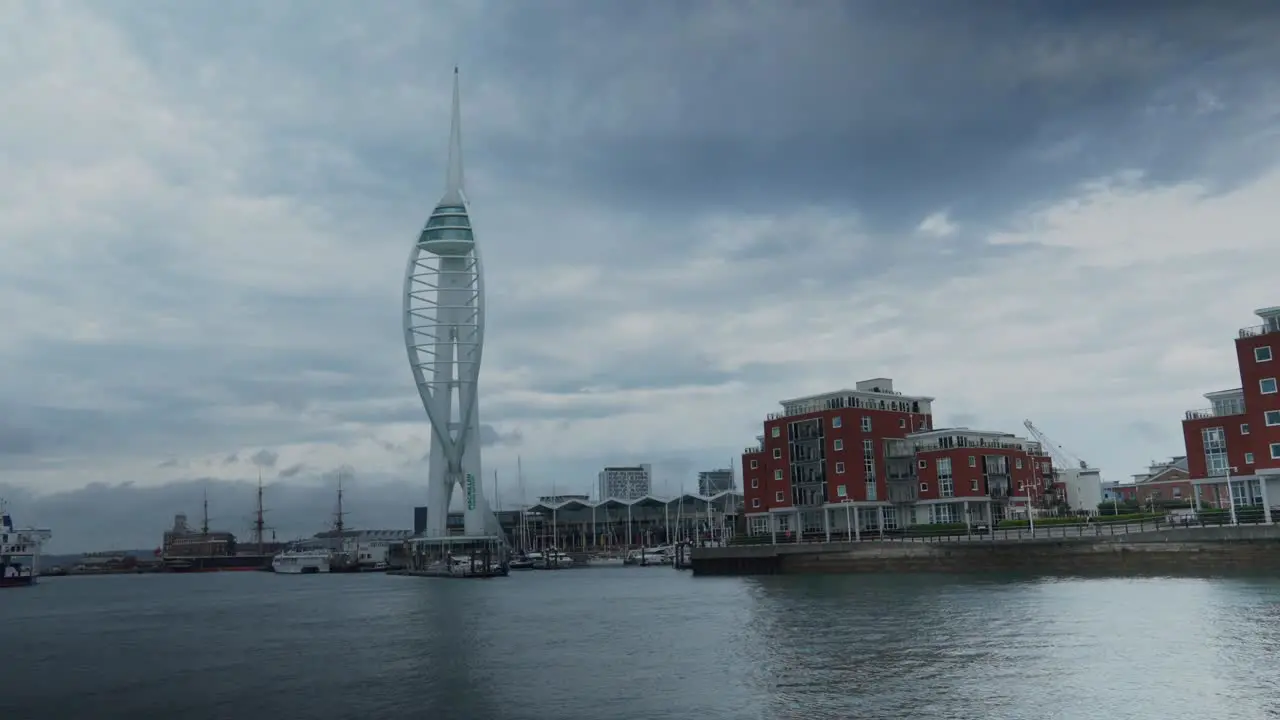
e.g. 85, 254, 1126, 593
480, 0, 1280, 233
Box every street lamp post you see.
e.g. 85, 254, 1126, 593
1225, 465, 1238, 526
844, 498, 853, 543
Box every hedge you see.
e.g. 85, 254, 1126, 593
997, 512, 1166, 529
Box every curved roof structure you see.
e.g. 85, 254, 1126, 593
525, 490, 744, 514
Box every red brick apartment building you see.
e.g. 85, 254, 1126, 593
1110, 457, 1192, 505
1178, 306, 1280, 521
741, 378, 1055, 538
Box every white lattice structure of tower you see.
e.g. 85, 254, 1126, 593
403, 68, 501, 539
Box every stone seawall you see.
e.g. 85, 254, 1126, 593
691, 525, 1280, 576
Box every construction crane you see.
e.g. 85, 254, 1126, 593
1023, 419, 1090, 471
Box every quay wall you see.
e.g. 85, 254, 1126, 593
690, 525, 1280, 576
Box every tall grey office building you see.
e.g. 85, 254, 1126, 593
698, 469, 735, 496
598, 465, 652, 500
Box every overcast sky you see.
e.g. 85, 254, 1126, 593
5, 1, 1280, 552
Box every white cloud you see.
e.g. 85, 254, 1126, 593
4, 1, 1280, 512
916, 211, 957, 238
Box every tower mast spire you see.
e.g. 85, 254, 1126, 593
441, 66, 466, 205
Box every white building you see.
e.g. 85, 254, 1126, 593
1056, 467, 1104, 512
598, 465, 652, 501
697, 469, 735, 496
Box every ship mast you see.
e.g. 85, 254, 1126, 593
201, 489, 210, 536
253, 471, 267, 555
333, 471, 347, 535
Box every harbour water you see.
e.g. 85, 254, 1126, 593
3, 569, 1280, 719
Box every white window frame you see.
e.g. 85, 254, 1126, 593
899, 418, 906, 428
861, 416, 872, 432
1015, 457, 1023, 469
835, 462, 846, 474
1272, 443, 1280, 461
918, 459, 927, 469
968, 455, 976, 468
970, 479, 979, 491
774, 469, 783, 481
833, 439, 844, 451
773, 448, 781, 459
771, 427, 780, 438
836, 484, 847, 498
832, 416, 843, 428
1245, 453, 1255, 465
1241, 423, 1250, 435
1266, 410, 1280, 427
1261, 377, 1278, 395
775, 491, 785, 502
919, 482, 928, 492
1257, 346, 1273, 362
752, 498, 761, 508
750, 478, 759, 488
750, 459, 759, 469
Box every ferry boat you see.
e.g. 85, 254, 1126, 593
271, 549, 332, 574
1, 502, 52, 588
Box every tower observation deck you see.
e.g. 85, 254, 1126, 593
402, 69, 505, 557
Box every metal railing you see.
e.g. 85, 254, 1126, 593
731, 512, 1272, 547
1239, 324, 1279, 339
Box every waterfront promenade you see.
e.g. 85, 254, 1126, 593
693, 519, 1280, 575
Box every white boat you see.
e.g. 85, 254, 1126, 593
587, 555, 625, 567
625, 546, 672, 566
271, 549, 332, 574
529, 550, 574, 569
2, 502, 51, 588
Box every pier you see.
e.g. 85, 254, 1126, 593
690, 522, 1280, 576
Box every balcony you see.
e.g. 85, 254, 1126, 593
886, 480, 919, 503
1239, 323, 1280, 339
884, 440, 912, 458
1184, 406, 1245, 421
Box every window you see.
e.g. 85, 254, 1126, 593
751, 478, 759, 488
771, 427, 780, 438
775, 491, 785, 502
1267, 410, 1280, 426
937, 458, 954, 498
774, 469, 783, 481
1257, 346, 1273, 362
773, 448, 782, 459
1015, 457, 1023, 470
1272, 443, 1280, 461
1173, 487, 1182, 498
1261, 378, 1278, 394
752, 498, 761, 508
898, 418, 906, 428
866, 479, 877, 501
750, 459, 759, 469
833, 439, 844, 451
835, 462, 846, 474
1245, 452, 1255, 464
919, 482, 929, 492
1242, 423, 1251, 435
832, 416, 843, 428
1202, 426, 1228, 476
836, 484, 847, 498
968, 455, 976, 468
861, 416, 872, 432
970, 479, 979, 491
918, 459, 928, 469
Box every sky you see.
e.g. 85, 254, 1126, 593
4, 1, 1280, 552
